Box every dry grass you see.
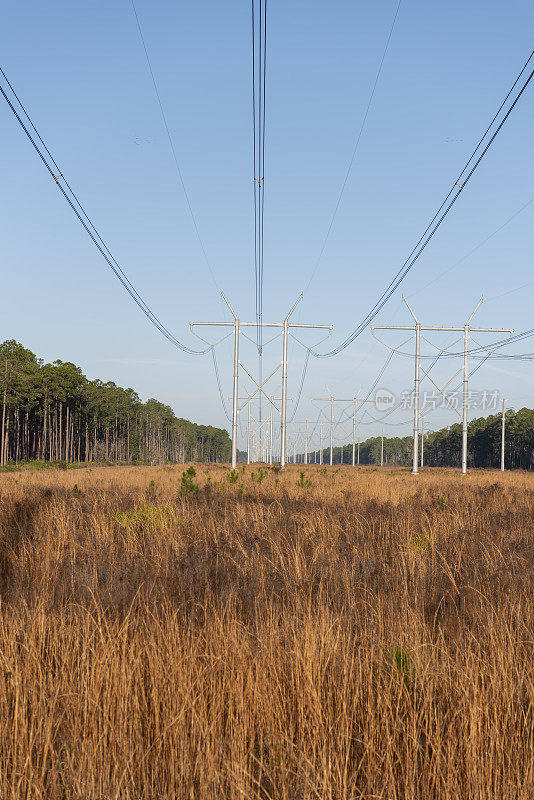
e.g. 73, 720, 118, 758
0, 463, 533, 799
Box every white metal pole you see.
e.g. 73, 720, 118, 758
352, 400, 356, 466
330, 397, 334, 466
371, 295, 512, 475
269, 406, 273, 465
501, 398, 505, 471
280, 318, 289, 469
247, 403, 251, 465
231, 317, 240, 469
219, 292, 241, 470
280, 295, 303, 471
412, 322, 420, 474
461, 297, 484, 475
462, 324, 469, 475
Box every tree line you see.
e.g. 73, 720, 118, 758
0, 340, 231, 466
306, 408, 534, 470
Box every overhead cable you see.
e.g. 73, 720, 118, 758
312, 49, 534, 358
0, 67, 209, 355
305, 0, 402, 294
211, 347, 233, 422
252, 0, 267, 355
130, 0, 219, 291
287, 349, 311, 422
373, 326, 534, 360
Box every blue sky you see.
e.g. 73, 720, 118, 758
1, 1, 533, 452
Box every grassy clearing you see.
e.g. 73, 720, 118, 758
0, 463, 533, 799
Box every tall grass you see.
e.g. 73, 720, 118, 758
0, 464, 533, 799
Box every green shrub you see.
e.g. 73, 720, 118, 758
227, 469, 239, 484
297, 471, 311, 489
180, 466, 198, 494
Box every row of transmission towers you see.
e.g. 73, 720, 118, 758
191, 293, 333, 470
191, 294, 512, 474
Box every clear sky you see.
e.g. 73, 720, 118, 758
1, 1, 533, 452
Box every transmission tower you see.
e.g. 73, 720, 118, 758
311, 393, 374, 466
228, 392, 290, 464
191, 293, 332, 469
372, 296, 513, 474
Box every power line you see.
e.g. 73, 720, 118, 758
313, 49, 534, 358
406, 195, 534, 300
303, 348, 395, 447
372, 325, 534, 360
251, 0, 268, 439
287, 349, 311, 422
252, 0, 268, 354
130, 0, 219, 292
337, 342, 505, 437
211, 347, 232, 423
260, 0, 267, 354
341, 347, 446, 429
305, 0, 402, 294
296, 350, 396, 461
190, 294, 332, 469
0, 67, 208, 356
372, 296, 513, 473
333, 349, 396, 430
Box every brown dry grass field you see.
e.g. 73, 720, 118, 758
0, 462, 533, 799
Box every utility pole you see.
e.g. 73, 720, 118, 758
280, 296, 333, 471
229, 393, 287, 466
501, 399, 506, 472
230, 301, 239, 469
317, 420, 329, 465
269, 405, 273, 465
293, 421, 310, 464
312, 394, 373, 467
372, 296, 513, 475
191, 293, 331, 472
352, 399, 357, 466
247, 402, 251, 464
330, 397, 334, 465
414, 314, 420, 473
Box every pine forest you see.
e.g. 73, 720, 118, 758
0, 339, 231, 467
